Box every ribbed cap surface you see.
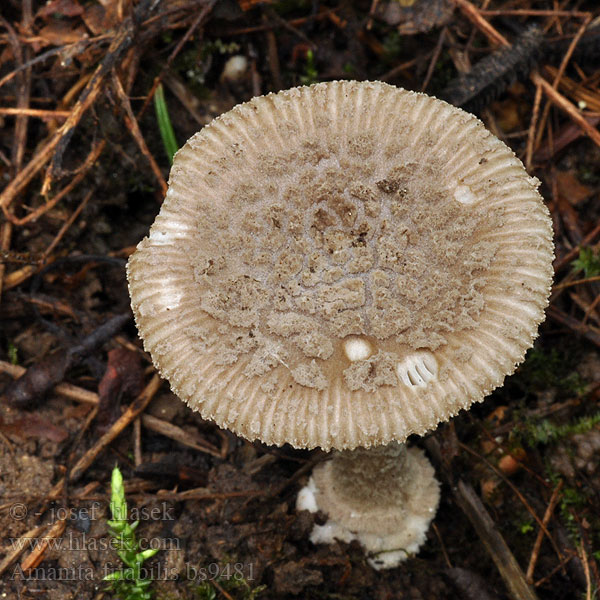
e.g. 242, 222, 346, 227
127, 81, 554, 450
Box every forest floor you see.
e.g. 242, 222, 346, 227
1, 1, 600, 599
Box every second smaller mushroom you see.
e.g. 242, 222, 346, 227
298, 443, 439, 569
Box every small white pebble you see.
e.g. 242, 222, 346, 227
221, 55, 248, 83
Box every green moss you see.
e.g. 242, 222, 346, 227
515, 347, 586, 394
516, 412, 600, 447
381, 31, 403, 62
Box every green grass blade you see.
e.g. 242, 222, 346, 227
153, 83, 178, 164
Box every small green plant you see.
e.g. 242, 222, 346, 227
572, 246, 600, 278
153, 83, 179, 165
300, 49, 318, 85
518, 520, 534, 535
7, 342, 18, 365
381, 31, 403, 62
343, 62, 355, 75
104, 466, 159, 600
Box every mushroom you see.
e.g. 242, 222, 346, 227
297, 442, 440, 569
127, 81, 554, 567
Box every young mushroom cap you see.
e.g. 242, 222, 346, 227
127, 80, 554, 451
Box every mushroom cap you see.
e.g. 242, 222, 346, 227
127, 80, 554, 451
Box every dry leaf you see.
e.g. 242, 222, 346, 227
37, 0, 84, 19
556, 171, 593, 206
38, 21, 87, 46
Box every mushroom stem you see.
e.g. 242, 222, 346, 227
297, 442, 440, 569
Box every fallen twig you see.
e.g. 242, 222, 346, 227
531, 72, 600, 149
19, 519, 66, 573
451, 0, 510, 48
547, 305, 600, 348
0, 523, 47, 578
0, 0, 160, 214
141, 414, 223, 458
526, 480, 564, 583
3, 312, 131, 407
455, 480, 539, 600
112, 72, 167, 196
68, 374, 161, 482
426, 436, 539, 600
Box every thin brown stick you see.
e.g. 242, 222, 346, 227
68, 374, 161, 482
265, 22, 283, 91
0, 148, 11, 167
14, 68, 31, 172
380, 57, 421, 82
0, 4, 153, 212
534, 553, 575, 587
218, 8, 334, 36
137, 0, 217, 121
554, 225, 600, 272
547, 305, 600, 348
451, 0, 510, 47
455, 480, 539, 600
4, 140, 105, 225
366, 0, 380, 30
563, 292, 600, 327
156, 487, 265, 501
0, 13, 30, 174
526, 480, 564, 583
20, 519, 66, 572
579, 543, 592, 600
422, 28, 447, 93
42, 189, 92, 259
133, 417, 142, 467
0, 40, 95, 91
112, 72, 167, 196
553, 275, 600, 290
480, 9, 590, 17
532, 72, 600, 149
459, 442, 563, 563
1, 265, 37, 293
544, 65, 600, 113
526, 77, 543, 171
432, 522, 453, 569
0, 107, 70, 119
553, 15, 593, 90
0, 222, 12, 301
0, 359, 100, 404
0, 524, 47, 577
141, 414, 222, 458
212, 578, 234, 600
533, 17, 595, 152
582, 292, 600, 326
